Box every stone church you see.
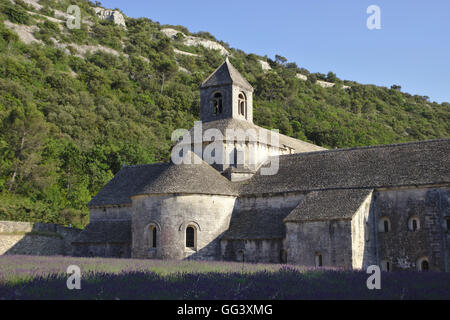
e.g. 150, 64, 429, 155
73, 59, 450, 272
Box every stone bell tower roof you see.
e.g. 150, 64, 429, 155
201, 57, 253, 91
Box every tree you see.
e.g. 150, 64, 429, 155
256, 72, 285, 101
2, 105, 48, 193
327, 72, 338, 83
155, 58, 177, 93
275, 54, 288, 65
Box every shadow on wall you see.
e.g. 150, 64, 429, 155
71, 220, 132, 258
72, 241, 131, 258
179, 200, 288, 264
0, 221, 81, 256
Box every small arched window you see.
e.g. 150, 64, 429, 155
315, 252, 323, 267
212, 92, 223, 115
186, 226, 196, 248
378, 217, 391, 233
238, 92, 246, 118
148, 225, 157, 248
152, 227, 157, 248
408, 216, 420, 232
237, 250, 245, 262
381, 260, 391, 272
417, 257, 429, 272
446, 217, 450, 232
280, 250, 287, 263
364, 218, 370, 242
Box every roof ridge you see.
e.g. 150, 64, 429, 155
123, 163, 168, 169
224, 59, 253, 90
278, 137, 450, 159
200, 59, 253, 90
200, 60, 231, 88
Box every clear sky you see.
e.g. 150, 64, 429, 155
99, 0, 450, 103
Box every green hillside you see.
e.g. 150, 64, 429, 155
0, 0, 448, 227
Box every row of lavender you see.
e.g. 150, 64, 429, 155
0, 255, 449, 299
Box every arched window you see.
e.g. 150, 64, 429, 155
186, 226, 196, 248
212, 92, 223, 115
237, 250, 245, 262
148, 225, 157, 248
315, 252, 323, 267
280, 250, 287, 263
364, 218, 370, 242
152, 227, 157, 248
381, 260, 391, 272
378, 217, 391, 233
417, 257, 429, 272
238, 92, 246, 118
446, 217, 450, 231
408, 216, 420, 232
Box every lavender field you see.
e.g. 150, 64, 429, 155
0, 255, 449, 300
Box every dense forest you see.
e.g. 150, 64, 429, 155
0, 0, 448, 227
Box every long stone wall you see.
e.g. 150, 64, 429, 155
0, 221, 81, 256
221, 239, 284, 263
373, 187, 450, 271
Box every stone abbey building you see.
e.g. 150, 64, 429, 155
73, 59, 450, 272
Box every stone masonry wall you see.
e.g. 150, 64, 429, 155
285, 219, 353, 268
351, 192, 377, 269
221, 193, 303, 263
0, 221, 81, 256
221, 239, 284, 263
373, 187, 450, 271
132, 194, 236, 260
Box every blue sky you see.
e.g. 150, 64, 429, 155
99, 0, 450, 103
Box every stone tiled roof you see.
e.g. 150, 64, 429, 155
72, 220, 131, 244
185, 118, 325, 153
201, 58, 253, 91
284, 189, 373, 222
240, 138, 450, 195
135, 153, 237, 197
88, 138, 449, 207
222, 204, 299, 240
88, 153, 237, 207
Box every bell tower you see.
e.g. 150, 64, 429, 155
200, 57, 254, 123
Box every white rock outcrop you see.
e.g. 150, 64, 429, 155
259, 60, 271, 71
3, 20, 42, 45
316, 80, 335, 88
94, 7, 126, 27
19, 0, 42, 10
161, 28, 229, 56
296, 73, 307, 81
173, 49, 200, 57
